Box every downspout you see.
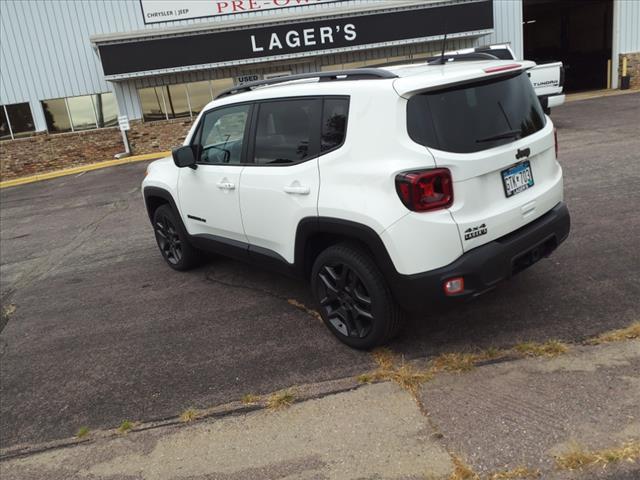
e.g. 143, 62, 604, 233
611, 0, 620, 89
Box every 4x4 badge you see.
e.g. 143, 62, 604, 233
464, 223, 488, 240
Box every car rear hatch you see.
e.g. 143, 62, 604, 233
399, 66, 564, 252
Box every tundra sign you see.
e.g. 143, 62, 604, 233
140, 0, 342, 24
99, 1, 493, 77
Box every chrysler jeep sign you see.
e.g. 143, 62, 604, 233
140, 0, 342, 24
99, 1, 493, 77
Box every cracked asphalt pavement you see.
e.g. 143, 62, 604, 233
1, 93, 639, 450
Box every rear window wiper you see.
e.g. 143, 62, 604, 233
475, 129, 521, 143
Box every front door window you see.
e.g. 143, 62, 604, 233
196, 105, 250, 165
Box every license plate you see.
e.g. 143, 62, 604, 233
501, 161, 534, 198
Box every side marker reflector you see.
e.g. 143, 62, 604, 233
444, 277, 465, 295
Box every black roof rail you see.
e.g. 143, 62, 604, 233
365, 58, 429, 69
215, 68, 397, 99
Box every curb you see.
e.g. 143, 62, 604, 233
1, 335, 634, 461
0, 375, 363, 461
565, 88, 638, 103
0, 151, 170, 189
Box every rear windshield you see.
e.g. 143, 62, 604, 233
407, 71, 546, 153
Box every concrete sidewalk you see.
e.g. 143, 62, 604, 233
2, 340, 638, 480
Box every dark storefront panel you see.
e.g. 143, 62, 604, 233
524, 0, 613, 92
98, 1, 493, 76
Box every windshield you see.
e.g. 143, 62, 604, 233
407, 71, 546, 153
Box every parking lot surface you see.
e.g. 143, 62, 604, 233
1, 93, 639, 449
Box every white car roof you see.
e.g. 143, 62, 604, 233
387, 59, 535, 96
203, 59, 534, 110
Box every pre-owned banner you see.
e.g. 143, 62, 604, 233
140, 0, 343, 24
101, 1, 493, 76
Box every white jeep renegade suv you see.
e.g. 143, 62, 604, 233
143, 59, 570, 349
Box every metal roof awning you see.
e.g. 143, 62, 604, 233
91, 0, 494, 81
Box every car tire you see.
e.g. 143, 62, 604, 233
311, 243, 404, 349
153, 204, 201, 271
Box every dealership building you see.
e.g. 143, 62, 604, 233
1, 0, 639, 179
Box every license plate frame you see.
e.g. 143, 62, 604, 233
501, 160, 534, 198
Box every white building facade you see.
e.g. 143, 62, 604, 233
0, 0, 638, 142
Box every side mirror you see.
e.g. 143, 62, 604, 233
172, 145, 197, 169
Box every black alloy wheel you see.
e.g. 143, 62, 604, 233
155, 212, 182, 265
311, 243, 403, 349
316, 263, 374, 339
152, 204, 201, 271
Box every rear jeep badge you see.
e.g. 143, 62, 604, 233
464, 223, 488, 240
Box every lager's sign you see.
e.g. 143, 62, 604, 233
141, 0, 342, 24
249, 23, 356, 53
99, 1, 493, 77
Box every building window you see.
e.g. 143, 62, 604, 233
41, 93, 118, 134
187, 80, 214, 116
138, 78, 234, 122
0, 102, 36, 140
67, 95, 97, 131
42, 98, 72, 133
138, 87, 167, 121
93, 93, 118, 127
167, 84, 191, 119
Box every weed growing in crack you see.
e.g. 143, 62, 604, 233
1, 303, 16, 322
514, 340, 568, 357
266, 390, 295, 410
368, 349, 432, 397
588, 321, 640, 344
431, 352, 479, 373
555, 440, 640, 470
241, 393, 260, 405
482, 347, 504, 360
117, 420, 135, 434
372, 347, 395, 371
385, 361, 433, 396
179, 409, 198, 423
488, 466, 540, 479
287, 299, 323, 322
448, 454, 480, 480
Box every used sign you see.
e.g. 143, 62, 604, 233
237, 74, 262, 84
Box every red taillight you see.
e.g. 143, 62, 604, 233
395, 169, 453, 212
554, 128, 559, 158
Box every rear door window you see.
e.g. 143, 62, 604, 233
321, 97, 349, 153
407, 71, 546, 153
253, 98, 321, 165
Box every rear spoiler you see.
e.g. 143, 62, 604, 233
393, 60, 536, 98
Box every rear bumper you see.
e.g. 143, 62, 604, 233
389, 202, 570, 311
538, 93, 566, 110
547, 94, 566, 108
